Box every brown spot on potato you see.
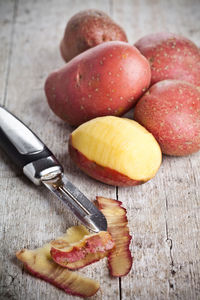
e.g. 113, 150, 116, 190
102, 34, 106, 41
149, 57, 154, 65
76, 71, 83, 87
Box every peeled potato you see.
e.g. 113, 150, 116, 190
69, 116, 162, 186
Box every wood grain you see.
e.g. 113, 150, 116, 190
0, 0, 200, 299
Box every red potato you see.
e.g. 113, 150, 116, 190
134, 80, 200, 156
60, 9, 128, 62
134, 32, 200, 86
45, 41, 151, 126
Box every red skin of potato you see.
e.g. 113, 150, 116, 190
45, 41, 151, 126
22, 262, 98, 298
134, 32, 200, 86
16, 248, 99, 297
134, 80, 200, 156
60, 9, 128, 62
50, 232, 115, 270
96, 197, 133, 277
68, 136, 145, 186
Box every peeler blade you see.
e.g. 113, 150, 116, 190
42, 173, 107, 233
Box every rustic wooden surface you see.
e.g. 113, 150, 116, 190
0, 0, 200, 299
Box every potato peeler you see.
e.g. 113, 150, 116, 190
0, 106, 107, 232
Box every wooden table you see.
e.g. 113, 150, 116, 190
0, 0, 200, 299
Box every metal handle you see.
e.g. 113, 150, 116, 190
0, 106, 63, 185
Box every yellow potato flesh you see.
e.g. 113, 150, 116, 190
71, 116, 162, 181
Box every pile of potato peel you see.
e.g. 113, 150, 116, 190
17, 197, 132, 297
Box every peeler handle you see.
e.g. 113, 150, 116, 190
0, 106, 63, 185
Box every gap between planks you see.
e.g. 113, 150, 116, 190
110, 0, 122, 298
2, 0, 18, 107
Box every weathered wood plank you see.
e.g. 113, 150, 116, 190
163, 154, 200, 300
0, 0, 17, 177
0, 2, 19, 298
0, 0, 16, 106
113, 0, 200, 299
112, 0, 200, 46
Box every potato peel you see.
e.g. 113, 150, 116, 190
16, 197, 132, 297
16, 243, 99, 298
50, 228, 115, 269
96, 196, 133, 277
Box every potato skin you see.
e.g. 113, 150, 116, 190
60, 9, 128, 62
134, 80, 200, 156
69, 136, 145, 186
134, 32, 200, 86
45, 41, 151, 126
